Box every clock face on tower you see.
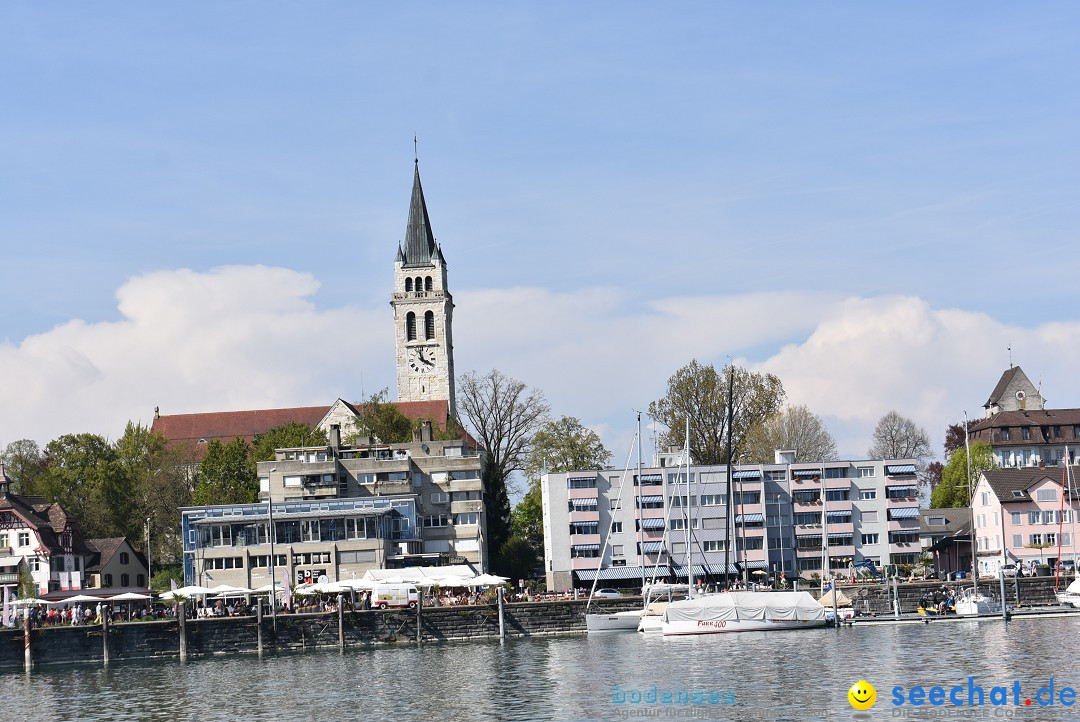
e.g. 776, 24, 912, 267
408, 346, 436, 374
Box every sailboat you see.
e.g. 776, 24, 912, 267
586, 414, 648, 633
1055, 452, 1079, 606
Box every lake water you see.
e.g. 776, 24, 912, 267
7, 616, 1080, 721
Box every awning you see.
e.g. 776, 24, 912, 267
885, 464, 917, 475
734, 513, 764, 523
638, 473, 663, 482
640, 541, 665, 553
570, 498, 598, 509
793, 469, 822, 478
191, 507, 393, 524
743, 560, 768, 570
638, 496, 664, 504
732, 470, 761, 480
886, 485, 918, 494
826, 511, 852, 520
640, 518, 665, 530
888, 507, 920, 520
567, 476, 596, 484
571, 544, 600, 551
576, 566, 670, 581
0, 557, 22, 568
828, 536, 853, 544
671, 564, 734, 576
795, 530, 823, 537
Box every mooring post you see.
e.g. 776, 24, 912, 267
256, 601, 263, 653
415, 592, 422, 645
178, 604, 188, 662
23, 606, 31, 673
497, 587, 505, 639
892, 577, 900, 618
338, 593, 345, 650
102, 607, 110, 666
999, 569, 1008, 621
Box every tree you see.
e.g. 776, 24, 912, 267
648, 360, 785, 465
350, 389, 415, 444
192, 437, 258, 506
866, 411, 932, 465
252, 422, 327, 466
931, 441, 996, 508
37, 433, 136, 540
922, 461, 944, 494
943, 421, 969, 459
743, 405, 838, 463
496, 535, 538, 586
522, 416, 611, 482
510, 481, 544, 551
458, 369, 550, 569
18, 559, 37, 599
1, 439, 48, 496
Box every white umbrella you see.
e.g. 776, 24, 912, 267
338, 578, 376, 591
208, 584, 252, 596
171, 585, 215, 597
296, 581, 348, 595
107, 592, 152, 602
252, 582, 286, 594
61, 594, 104, 604
469, 574, 509, 586
432, 576, 472, 587
12, 598, 50, 606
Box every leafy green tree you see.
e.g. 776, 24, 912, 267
458, 369, 550, 571
867, 411, 932, 465
193, 437, 257, 505
743, 404, 837, 463
252, 422, 327, 465
496, 535, 539, 586
18, 559, 37, 598
1, 439, 48, 496
350, 389, 415, 444
931, 441, 996, 508
511, 481, 544, 551
648, 360, 785, 465
522, 416, 611, 482
38, 433, 136, 540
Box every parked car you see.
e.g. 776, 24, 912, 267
1057, 560, 1075, 573
593, 588, 622, 599
1001, 564, 1018, 578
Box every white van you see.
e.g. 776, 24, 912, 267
371, 583, 419, 609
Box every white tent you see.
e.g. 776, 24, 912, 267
338, 578, 376, 591
61, 594, 104, 604
107, 592, 153, 602
208, 584, 253, 596
362, 565, 478, 584
469, 574, 509, 586
12, 598, 51, 607
296, 581, 348, 595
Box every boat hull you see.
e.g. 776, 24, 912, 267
637, 614, 663, 633
586, 610, 642, 633
662, 618, 826, 635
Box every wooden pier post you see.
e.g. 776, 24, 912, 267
999, 569, 1008, 621
178, 605, 188, 662
338, 593, 345, 650
256, 601, 263, 653
415, 593, 422, 645
497, 587, 505, 639
102, 608, 110, 666
23, 606, 31, 673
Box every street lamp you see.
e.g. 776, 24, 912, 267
268, 467, 278, 631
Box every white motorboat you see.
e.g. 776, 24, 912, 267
586, 609, 643, 632
1055, 578, 1080, 607
953, 587, 1001, 615
661, 591, 827, 635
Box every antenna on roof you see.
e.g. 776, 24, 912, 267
1008, 344, 1012, 368
414, 135, 418, 164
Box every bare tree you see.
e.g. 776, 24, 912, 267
458, 369, 549, 564
744, 404, 838, 463
867, 410, 931, 464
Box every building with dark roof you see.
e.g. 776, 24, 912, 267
920, 508, 972, 579
971, 466, 1080, 576
85, 537, 149, 590
968, 366, 1080, 468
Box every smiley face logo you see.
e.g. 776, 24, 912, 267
848, 680, 876, 710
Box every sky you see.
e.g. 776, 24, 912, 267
3, 3, 1080, 474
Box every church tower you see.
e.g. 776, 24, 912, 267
392, 160, 457, 418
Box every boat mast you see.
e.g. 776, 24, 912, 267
1069, 452, 1079, 574
821, 465, 830, 593
637, 412, 645, 596
1056, 455, 1067, 591
685, 415, 693, 593
725, 366, 734, 587
963, 411, 977, 598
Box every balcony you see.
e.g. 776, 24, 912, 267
825, 522, 853, 534
568, 510, 599, 524
569, 534, 601, 547
572, 557, 601, 570
827, 545, 855, 556
793, 500, 823, 511
888, 519, 920, 532
567, 487, 599, 500
450, 500, 483, 515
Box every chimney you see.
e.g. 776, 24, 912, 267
422, 420, 434, 443
154, 406, 160, 420
0, 459, 9, 496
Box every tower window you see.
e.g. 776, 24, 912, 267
405, 278, 413, 292
415, 276, 423, 292
406, 312, 416, 341
424, 276, 433, 292
425, 311, 435, 340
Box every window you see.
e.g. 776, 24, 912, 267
980, 492, 989, 506
1022, 427, 1031, 440
609, 499, 619, 510
735, 491, 761, 504
700, 494, 725, 506
1001, 428, 1010, 441
1028, 511, 1040, 525
1036, 489, 1058, 502
703, 540, 726, 552
569, 522, 598, 535
120, 574, 130, 587
1063, 533, 1072, 547
424, 514, 450, 527
736, 537, 763, 551
825, 467, 846, 479
669, 518, 699, 531
767, 536, 789, 550
667, 473, 694, 484
1012, 534, 1022, 548
453, 513, 479, 526
137, 575, 145, 588
424, 276, 432, 292
825, 488, 849, 502
430, 492, 449, 504
424, 311, 435, 340
0, 534, 7, 548
860, 533, 879, 545
103, 574, 113, 586
861, 511, 878, 523
406, 312, 416, 341
793, 512, 822, 526
858, 467, 875, 478
668, 495, 697, 507
637, 497, 664, 510
927, 516, 945, 526
1046, 533, 1057, 547
570, 546, 599, 558
796, 535, 822, 548
120, 552, 130, 565
1042, 511, 1057, 525
1053, 425, 1062, 438
612, 545, 624, 556
859, 490, 877, 500
17, 532, 29, 547
1011, 511, 1022, 526
567, 477, 596, 489
889, 531, 919, 544
1029, 534, 1043, 546
793, 490, 820, 504
405, 277, 413, 292
701, 518, 724, 530
611, 522, 623, 534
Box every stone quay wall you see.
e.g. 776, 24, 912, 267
0, 598, 642, 672
807, 575, 1066, 615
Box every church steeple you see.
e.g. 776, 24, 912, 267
403, 161, 437, 267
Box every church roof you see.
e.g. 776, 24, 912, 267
402, 161, 438, 267
984, 366, 1023, 408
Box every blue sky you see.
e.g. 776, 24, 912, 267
3, 4, 1080, 471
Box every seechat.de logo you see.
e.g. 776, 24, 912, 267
848, 680, 877, 710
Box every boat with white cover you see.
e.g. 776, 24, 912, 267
1055, 578, 1080, 607
661, 591, 827, 635
953, 587, 1000, 615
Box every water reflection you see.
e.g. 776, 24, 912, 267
7, 617, 1080, 721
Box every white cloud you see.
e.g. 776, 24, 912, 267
4, 267, 1080, 472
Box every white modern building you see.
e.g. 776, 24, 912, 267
541, 453, 920, 591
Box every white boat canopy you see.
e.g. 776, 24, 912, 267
664, 591, 826, 624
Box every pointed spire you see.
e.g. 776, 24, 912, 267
402, 161, 437, 266
396, 243, 406, 263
